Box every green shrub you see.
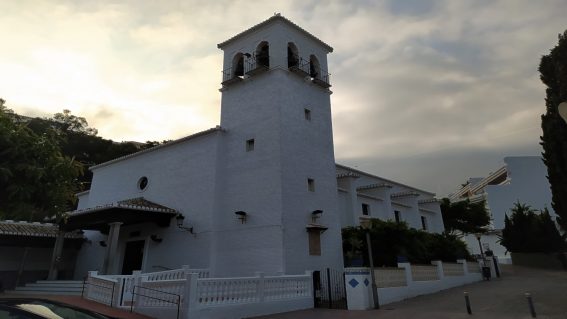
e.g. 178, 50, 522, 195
342, 219, 470, 267
500, 203, 565, 253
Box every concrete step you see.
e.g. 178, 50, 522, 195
9, 280, 86, 296
27, 282, 84, 288
15, 286, 84, 292
36, 280, 84, 285
5, 289, 82, 296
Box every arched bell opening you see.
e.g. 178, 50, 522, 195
287, 42, 299, 68
256, 41, 270, 68
309, 55, 321, 79
232, 53, 244, 78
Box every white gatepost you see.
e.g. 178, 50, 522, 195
344, 267, 372, 310
457, 259, 468, 275
305, 270, 314, 307
131, 270, 143, 309
397, 262, 413, 285
255, 272, 265, 302
86, 271, 97, 299
181, 272, 199, 319
182, 265, 191, 276
431, 260, 444, 280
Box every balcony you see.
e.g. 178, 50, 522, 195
245, 56, 269, 76
312, 70, 331, 89
287, 55, 331, 88
221, 67, 243, 86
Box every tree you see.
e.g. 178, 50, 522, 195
342, 219, 470, 267
440, 198, 491, 235
0, 101, 82, 221
540, 30, 567, 231
500, 202, 565, 253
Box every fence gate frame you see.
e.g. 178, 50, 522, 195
312, 268, 346, 309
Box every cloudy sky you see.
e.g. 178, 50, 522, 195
1, 0, 565, 196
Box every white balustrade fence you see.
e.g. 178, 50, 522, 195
374, 267, 406, 288
346, 259, 485, 310
443, 263, 465, 276
84, 272, 118, 306
411, 265, 440, 281
84, 268, 313, 319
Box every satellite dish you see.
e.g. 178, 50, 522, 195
559, 102, 567, 123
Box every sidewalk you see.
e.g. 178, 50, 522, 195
252, 266, 567, 319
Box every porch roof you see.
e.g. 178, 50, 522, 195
0, 221, 84, 247
61, 197, 178, 232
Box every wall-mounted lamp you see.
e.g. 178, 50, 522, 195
175, 214, 195, 235
235, 211, 248, 224
99, 241, 107, 247
150, 234, 163, 243
311, 210, 323, 223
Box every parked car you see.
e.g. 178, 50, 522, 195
0, 298, 116, 319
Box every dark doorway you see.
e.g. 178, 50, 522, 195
121, 240, 145, 275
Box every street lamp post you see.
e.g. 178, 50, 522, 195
475, 233, 484, 260
360, 218, 380, 309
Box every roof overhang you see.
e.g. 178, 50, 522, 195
60, 198, 178, 232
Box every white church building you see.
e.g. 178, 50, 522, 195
58, 14, 444, 281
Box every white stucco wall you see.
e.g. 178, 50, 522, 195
335, 166, 444, 233
485, 156, 555, 229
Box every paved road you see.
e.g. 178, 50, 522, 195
252, 266, 567, 319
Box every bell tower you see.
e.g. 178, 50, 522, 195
212, 14, 343, 276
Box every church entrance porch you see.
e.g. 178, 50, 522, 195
56, 197, 178, 276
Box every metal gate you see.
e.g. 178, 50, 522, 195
313, 268, 346, 309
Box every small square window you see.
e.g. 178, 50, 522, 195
307, 178, 315, 192
304, 108, 311, 121
362, 203, 370, 216
394, 210, 401, 223
421, 216, 428, 231
246, 139, 255, 152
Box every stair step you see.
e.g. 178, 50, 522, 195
15, 287, 84, 292
26, 283, 84, 288
36, 280, 83, 284
5, 290, 82, 296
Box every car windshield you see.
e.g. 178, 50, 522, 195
13, 301, 110, 319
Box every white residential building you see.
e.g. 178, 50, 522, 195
49, 15, 444, 281
449, 156, 556, 263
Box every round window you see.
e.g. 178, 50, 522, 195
138, 176, 149, 190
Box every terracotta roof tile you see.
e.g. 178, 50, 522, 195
0, 221, 84, 238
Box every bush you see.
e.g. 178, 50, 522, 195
342, 219, 470, 267
500, 203, 566, 253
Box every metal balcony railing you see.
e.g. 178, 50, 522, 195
221, 67, 244, 86
245, 56, 270, 75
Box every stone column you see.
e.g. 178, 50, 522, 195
101, 222, 123, 275
47, 230, 66, 280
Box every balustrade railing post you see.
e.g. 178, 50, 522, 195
181, 272, 199, 319
457, 259, 468, 276
85, 271, 97, 300
255, 272, 265, 302
431, 260, 444, 281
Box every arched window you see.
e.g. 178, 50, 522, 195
256, 41, 270, 68
232, 53, 244, 78
287, 42, 299, 68
309, 55, 320, 79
